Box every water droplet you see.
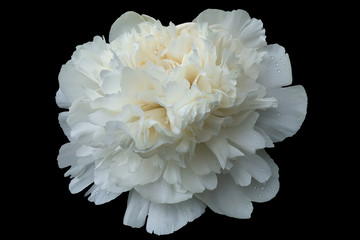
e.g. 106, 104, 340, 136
275, 62, 279, 66
253, 186, 257, 190
95, 191, 99, 195
270, 56, 274, 60
183, 211, 186, 215
297, 116, 302, 121
279, 58, 283, 62
105, 191, 110, 197
277, 112, 281, 117
277, 69, 281, 74
258, 194, 262, 197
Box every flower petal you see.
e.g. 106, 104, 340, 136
196, 174, 253, 219
194, 9, 266, 49
146, 198, 206, 235
57, 142, 81, 168
55, 89, 71, 109
123, 190, 150, 228
69, 165, 94, 194
241, 150, 279, 202
223, 112, 265, 153
58, 63, 100, 104
58, 111, 71, 140
256, 85, 307, 142
109, 11, 155, 42
257, 44, 292, 89
85, 185, 121, 205
135, 177, 192, 204
190, 143, 221, 175
235, 153, 272, 184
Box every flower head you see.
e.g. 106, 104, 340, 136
56, 9, 307, 235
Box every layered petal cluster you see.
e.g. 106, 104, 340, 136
56, 9, 307, 235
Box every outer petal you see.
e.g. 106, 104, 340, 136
58, 63, 100, 104
58, 111, 71, 140
69, 165, 94, 194
135, 177, 192, 204
196, 174, 253, 219
256, 85, 307, 142
55, 89, 71, 109
146, 198, 206, 235
194, 9, 266, 49
109, 11, 155, 42
123, 190, 150, 228
242, 150, 279, 202
257, 44, 292, 89
85, 184, 122, 205
57, 142, 81, 168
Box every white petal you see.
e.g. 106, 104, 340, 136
123, 190, 150, 228
55, 89, 71, 109
257, 44, 292, 89
223, 112, 265, 153
69, 165, 94, 194
241, 150, 279, 202
196, 174, 253, 219
109, 11, 149, 42
180, 166, 216, 193
193, 9, 226, 27
135, 177, 192, 204
100, 69, 122, 94
194, 9, 266, 49
190, 143, 221, 175
256, 85, 307, 142
146, 198, 206, 235
163, 161, 181, 185
58, 112, 71, 140
57, 142, 81, 168
58, 63, 99, 104
236, 153, 272, 183
85, 185, 121, 205
230, 162, 252, 186
205, 137, 231, 169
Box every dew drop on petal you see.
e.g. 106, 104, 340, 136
277, 69, 281, 74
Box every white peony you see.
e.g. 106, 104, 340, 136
56, 9, 307, 235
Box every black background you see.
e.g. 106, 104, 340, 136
8, 1, 346, 238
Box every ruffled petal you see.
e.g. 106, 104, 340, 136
257, 44, 292, 89
109, 11, 155, 42
256, 85, 307, 142
196, 174, 253, 219
123, 190, 150, 228
242, 150, 279, 202
194, 9, 266, 49
146, 198, 206, 235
